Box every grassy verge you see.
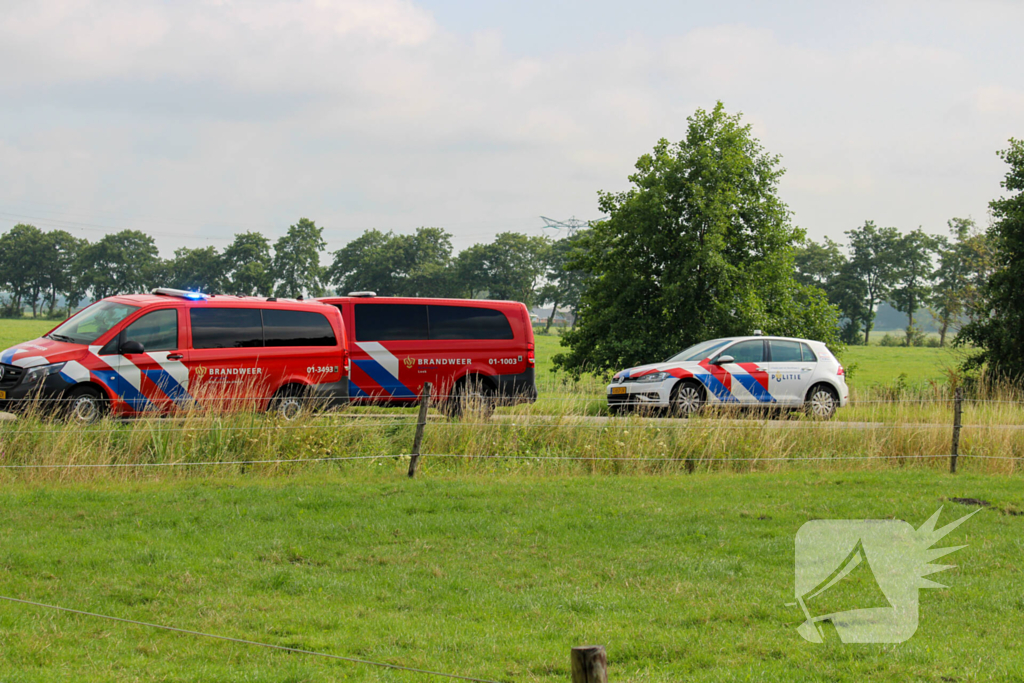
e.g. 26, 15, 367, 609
1, 470, 1021, 682
4, 394, 1024, 483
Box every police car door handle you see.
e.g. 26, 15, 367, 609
801, 367, 812, 372
168, 353, 184, 360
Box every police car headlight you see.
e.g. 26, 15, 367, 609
24, 362, 67, 384
635, 371, 669, 383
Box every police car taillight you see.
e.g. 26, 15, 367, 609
527, 342, 535, 368
837, 364, 845, 376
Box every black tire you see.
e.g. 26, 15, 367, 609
270, 385, 307, 421
443, 378, 495, 420
64, 385, 106, 424
805, 383, 839, 420
670, 380, 705, 418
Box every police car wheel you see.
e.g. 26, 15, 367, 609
66, 386, 105, 424
806, 384, 838, 420
670, 381, 705, 417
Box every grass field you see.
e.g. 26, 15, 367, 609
1, 470, 1021, 682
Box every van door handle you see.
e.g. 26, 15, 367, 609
168, 353, 184, 360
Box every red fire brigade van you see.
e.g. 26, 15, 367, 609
0, 289, 349, 422
318, 294, 537, 414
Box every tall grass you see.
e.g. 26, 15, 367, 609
3, 377, 1024, 482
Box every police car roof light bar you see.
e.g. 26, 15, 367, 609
348, 291, 376, 297
152, 288, 211, 300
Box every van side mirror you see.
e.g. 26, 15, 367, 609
712, 355, 734, 365
120, 340, 145, 355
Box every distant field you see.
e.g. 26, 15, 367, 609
1, 470, 1020, 682
0, 318, 55, 351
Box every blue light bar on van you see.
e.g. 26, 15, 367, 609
152, 288, 211, 300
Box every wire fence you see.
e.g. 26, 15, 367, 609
0, 595, 501, 683
3, 385, 1022, 475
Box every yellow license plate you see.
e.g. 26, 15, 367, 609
610, 386, 627, 395
0, 390, 5, 399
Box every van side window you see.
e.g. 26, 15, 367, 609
354, 304, 428, 341
263, 309, 336, 347
190, 308, 264, 349
123, 309, 178, 352
428, 305, 513, 340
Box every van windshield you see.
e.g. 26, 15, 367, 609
48, 301, 139, 345
665, 339, 733, 363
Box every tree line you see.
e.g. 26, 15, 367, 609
794, 218, 991, 347
0, 218, 585, 331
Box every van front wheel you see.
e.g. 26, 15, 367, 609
65, 385, 106, 424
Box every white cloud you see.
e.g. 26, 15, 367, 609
0, 1, 1019, 255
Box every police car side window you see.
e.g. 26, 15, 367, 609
123, 309, 178, 352
800, 343, 818, 362
190, 308, 264, 349
769, 340, 803, 363
428, 305, 514, 340
724, 340, 764, 363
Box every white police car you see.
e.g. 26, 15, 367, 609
606, 335, 848, 418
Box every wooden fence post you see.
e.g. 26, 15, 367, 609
571, 645, 607, 683
408, 382, 432, 478
950, 386, 962, 474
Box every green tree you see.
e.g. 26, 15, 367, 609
168, 246, 225, 293
846, 221, 901, 344
39, 230, 88, 317
0, 224, 47, 316
454, 232, 549, 304
794, 237, 868, 344
959, 138, 1024, 379
538, 231, 589, 333
401, 227, 456, 296
326, 227, 456, 297
794, 237, 844, 289
553, 103, 839, 377
272, 218, 326, 298
889, 228, 938, 346
77, 230, 162, 299
930, 218, 991, 346
222, 232, 274, 296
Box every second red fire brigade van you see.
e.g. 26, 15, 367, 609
319, 293, 537, 413
0, 289, 349, 422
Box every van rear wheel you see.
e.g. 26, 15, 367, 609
271, 386, 307, 421
443, 379, 495, 420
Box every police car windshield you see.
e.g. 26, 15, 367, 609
48, 301, 139, 345
666, 339, 733, 363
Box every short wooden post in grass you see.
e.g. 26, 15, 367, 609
570, 645, 607, 683
950, 386, 963, 474
408, 382, 432, 478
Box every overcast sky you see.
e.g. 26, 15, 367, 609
2, 0, 1022, 257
